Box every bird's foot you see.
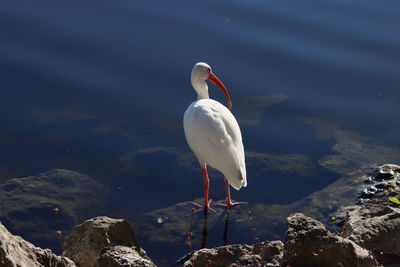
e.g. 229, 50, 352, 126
186, 199, 216, 216
215, 200, 248, 210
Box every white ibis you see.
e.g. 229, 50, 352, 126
183, 62, 247, 212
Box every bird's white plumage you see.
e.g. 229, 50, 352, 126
183, 64, 247, 190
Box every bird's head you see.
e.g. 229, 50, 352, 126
191, 62, 232, 110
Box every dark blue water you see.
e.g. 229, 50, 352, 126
1, 0, 400, 265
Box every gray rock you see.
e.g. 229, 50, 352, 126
0, 221, 75, 267
62, 216, 155, 267
340, 192, 400, 252
99, 246, 156, 267
253, 240, 284, 266
0, 169, 110, 251
283, 213, 379, 267
337, 164, 400, 264
183, 241, 283, 267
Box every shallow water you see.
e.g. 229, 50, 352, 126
1, 0, 400, 265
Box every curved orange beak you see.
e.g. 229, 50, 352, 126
208, 72, 232, 110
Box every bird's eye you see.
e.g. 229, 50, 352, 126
206, 68, 211, 73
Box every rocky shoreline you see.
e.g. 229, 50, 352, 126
1, 164, 400, 266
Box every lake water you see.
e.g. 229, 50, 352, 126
1, 0, 400, 265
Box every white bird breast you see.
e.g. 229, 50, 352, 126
183, 98, 247, 190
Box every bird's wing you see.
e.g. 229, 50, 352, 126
207, 101, 242, 146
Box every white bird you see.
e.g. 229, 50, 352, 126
184, 62, 247, 212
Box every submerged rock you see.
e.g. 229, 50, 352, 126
183, 241, 284, 267
0, 169, 110, 251
0, 221, 75, 267
62, 216, 156, 267
283, 213, 378, 267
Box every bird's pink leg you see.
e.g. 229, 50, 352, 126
202, 167, 210, 208
187, 167, 216, 215
217, 177, 248, 210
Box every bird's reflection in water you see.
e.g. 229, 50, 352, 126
200, 209, 209, 249
200, 209, 232, 249
177, 209, 233, 265
222, 211, 231, 246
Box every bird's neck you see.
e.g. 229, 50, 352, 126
197, 88, 209, 100
192, 78, 209, 100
